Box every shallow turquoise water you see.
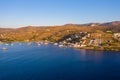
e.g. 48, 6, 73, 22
0, 43, 120, 80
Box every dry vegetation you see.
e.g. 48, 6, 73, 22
0, 23, 120, 43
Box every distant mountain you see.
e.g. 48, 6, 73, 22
0, 28, 14, 33
80, 23, 101, 26
64, 24, 81, 26
0, 21, 120, 33
64, 23, 101, 26
100, 21, 120, 26
64, 21, 120, 27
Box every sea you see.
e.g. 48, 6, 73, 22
0, 42, 120, 80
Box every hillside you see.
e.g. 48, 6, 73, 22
0, 21, 120, 42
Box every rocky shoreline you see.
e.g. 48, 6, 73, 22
52, 42, 120, 51
0, 41, 120, 51
78, 46, 120, 51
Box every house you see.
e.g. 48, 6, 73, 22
113, 33, 120, 41
114, 33, 120, 37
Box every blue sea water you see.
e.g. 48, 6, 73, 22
0, 43, 120, 80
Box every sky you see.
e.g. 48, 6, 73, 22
0, 0, 120, 28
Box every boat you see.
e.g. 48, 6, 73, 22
37, 42, 41, 46
54, 43, 58, 45
2, 48, 8, 50
58, 44, 64, 47
5, 43, 9, 46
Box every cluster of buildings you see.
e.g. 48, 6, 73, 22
113, 33, 120, 41
0, 30, 120, 48
56, 32, 120, 48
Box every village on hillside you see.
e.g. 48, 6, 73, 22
53, 31, 120, 51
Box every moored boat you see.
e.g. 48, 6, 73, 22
2, 48, 8, 50
54, 43, 58, 45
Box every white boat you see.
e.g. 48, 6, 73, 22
5, 43, 9, 46
58, 44, 64, 47
2, 48, 8, 50
37, 43, 41, 46
54, 43, 58, 45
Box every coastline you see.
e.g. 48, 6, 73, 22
78, 46, 120, 51
0, 41, 120, 51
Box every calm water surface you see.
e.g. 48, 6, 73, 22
0, 43, 120, 80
